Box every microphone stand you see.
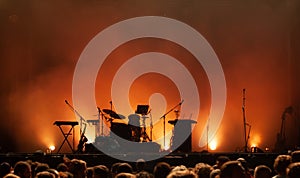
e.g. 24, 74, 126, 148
65, 100, 86, 135
242, 89, 250, 152
159, 100, 184, 150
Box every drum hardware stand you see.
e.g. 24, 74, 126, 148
159, 100, 184, 150
149, 109, 153, 141
136, 105, 151, 142
140, 115, 151, 142
97, 107, 109, 137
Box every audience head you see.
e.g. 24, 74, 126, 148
34, 163, 50, 176
68, 159, 87, 178
111, 162, 122, 178
273, 154, 292, 176
13, 161, 32, 178
117, 163, 133, 174
56, 163, 68, 172
35, 171, 55, 178
210, 169, 220, 178
115, 172, 136, 178
93, 165, 110, 178
219, 160, 245, 178
214, 156, 230, 169
4, 173, 21, 178
46, 169, 59, 178
0, 162, 11, 177
253, 165, 271, 178
167, 169, 197, 178
291, 150, 300, 162
85, 167, 93, 178
153, 162, 171, 178
194, 162, 213, 178
135, 159, 146, 172
287, 162, 300, 178
135, 171, 152, 178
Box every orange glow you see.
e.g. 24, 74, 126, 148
209, 139, 217, 151
1, 0, 298, 154
250, 134, 261, 149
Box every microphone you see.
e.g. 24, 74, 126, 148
65, 100, 69, 104
109, 101, 112, 104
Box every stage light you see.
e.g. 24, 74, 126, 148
49, 145, 55, 151
46, 145, 55, 154
164, 144, 170, 151
209, 140, 217, 151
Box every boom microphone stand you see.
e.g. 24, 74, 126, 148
65, 100, 87, 135
159, 100, 184, 149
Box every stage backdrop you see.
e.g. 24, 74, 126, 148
0, 0, 299, 153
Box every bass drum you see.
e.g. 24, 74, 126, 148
110, 122, 131, 140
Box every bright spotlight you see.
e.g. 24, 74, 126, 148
49, 145, 55, 151
164, 145, 170, 151
209, 140, 217, 151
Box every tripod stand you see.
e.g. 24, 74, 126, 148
136, 105, 151, 142
140, 115, 151, 142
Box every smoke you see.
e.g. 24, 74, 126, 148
0, 0, 299, 153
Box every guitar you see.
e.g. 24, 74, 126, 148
76, 122, 88, 153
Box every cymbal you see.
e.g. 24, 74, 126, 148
102, 109, 125, 119
110, 113, 125, 119
102, 109, 116, 115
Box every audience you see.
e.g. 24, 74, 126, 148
1, 150, 300, 178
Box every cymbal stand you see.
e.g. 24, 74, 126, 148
159, 100, 184, 149
97, 107, 107, 136
149, 109, 153, 141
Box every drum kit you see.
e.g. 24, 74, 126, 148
93, 105, 152, 145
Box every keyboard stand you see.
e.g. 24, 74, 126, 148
54, 121, 78, 153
